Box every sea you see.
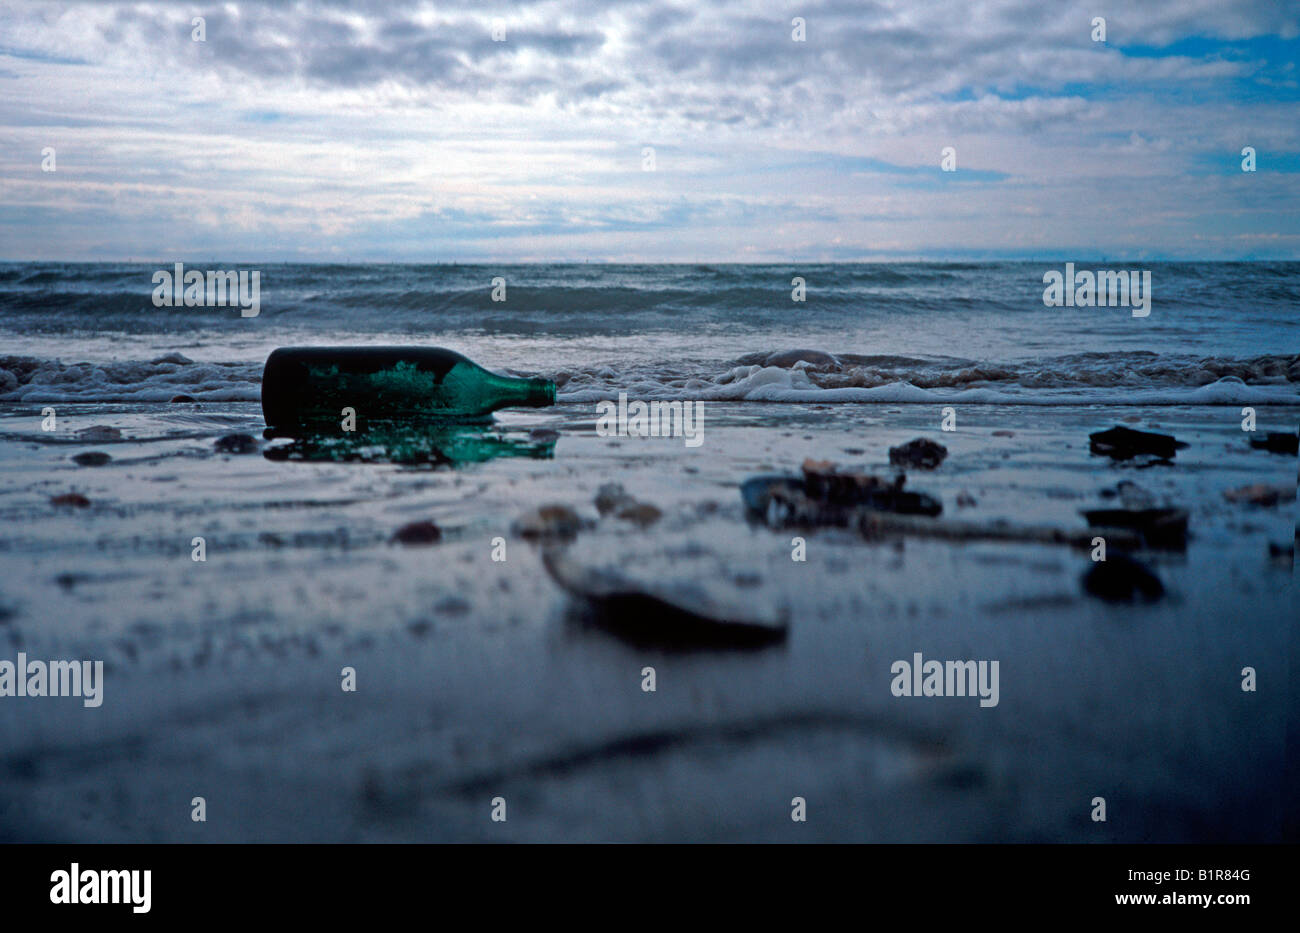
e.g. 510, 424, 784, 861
2, 261, 1297, 407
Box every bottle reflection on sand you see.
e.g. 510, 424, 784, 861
262, 422, 556, 466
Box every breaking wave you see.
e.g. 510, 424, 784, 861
4, 349, 1297, 406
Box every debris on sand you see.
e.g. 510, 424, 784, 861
801, 460, 933, 509
434, 595, 471, 615
800, 460, 942, 515
542, 547, 787, 647
1249, 432, 1298, 455
740, 474, 805, 516
1082, 553, 1165, 602
513, 504, 587, 541
169, 394, 197, 403
888, 438, 948, 470
1268, 541, 1294, 564
1223, 483, 1296, 507
1098, 481, 1159, 508
594, 484, 663, 526
71, 451, 111, 467
214, 433, 260, 454
529, 427, 561, 444
50, 493, 91, 507
1089, 425, 1187, 461
76, 425, 121, 441
1080, 508, 1189, 551
613, 502, 662, 527
391, 520, 442, 546
744, 460, 1147, 550
955, 491, 978, 508
991, 430, 1015, 438
742, 462, 943, 527
595, 483, 635, 516
857, 511, 1141, 551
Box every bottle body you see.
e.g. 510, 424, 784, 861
262, 346, 555, 430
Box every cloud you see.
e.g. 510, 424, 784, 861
0, 0, 1296, 259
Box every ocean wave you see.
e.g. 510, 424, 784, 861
5, 262, 1298, 338
0, 355, 262, 403
3, 347, 1297, 406
559, 366, 1300, 406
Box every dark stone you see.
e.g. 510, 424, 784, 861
391, 520, 442, 545
169, 394, 197, 403
1249, 432, 1298, 455
1089, 425, 1187, 460
1081, 507, 1189, 550
888, 438, 948, 470
594, 483, 634, 516
50, 493, 91, 507
71, 451, 111, 467
1082, 553, 1165, 602
214, 433, 260, 454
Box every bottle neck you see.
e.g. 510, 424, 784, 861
485, 373, 556, 409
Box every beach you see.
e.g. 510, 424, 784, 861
0, 262, 1296, 841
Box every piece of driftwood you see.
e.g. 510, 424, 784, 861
855, 511, 1143, 551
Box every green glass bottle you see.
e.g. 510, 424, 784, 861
262, 346, 555, 430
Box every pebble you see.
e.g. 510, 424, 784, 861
1089, 425, 1186, 461
391, 520, 443, 545
595, 483, 634, 516
1249, 433, 1298, 455
513, 504, 584, 540
615, 502, 663, 527
888, 438, 948, 470
214, 433, 260, 454
1223, 483, 1296, 507
71, 451, 111, 467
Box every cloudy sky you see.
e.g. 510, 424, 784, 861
1, 0, 1297, 261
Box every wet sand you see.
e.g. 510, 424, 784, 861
0, 400, 1294, 841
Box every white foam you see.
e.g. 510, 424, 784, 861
560, 369, 1300, 406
